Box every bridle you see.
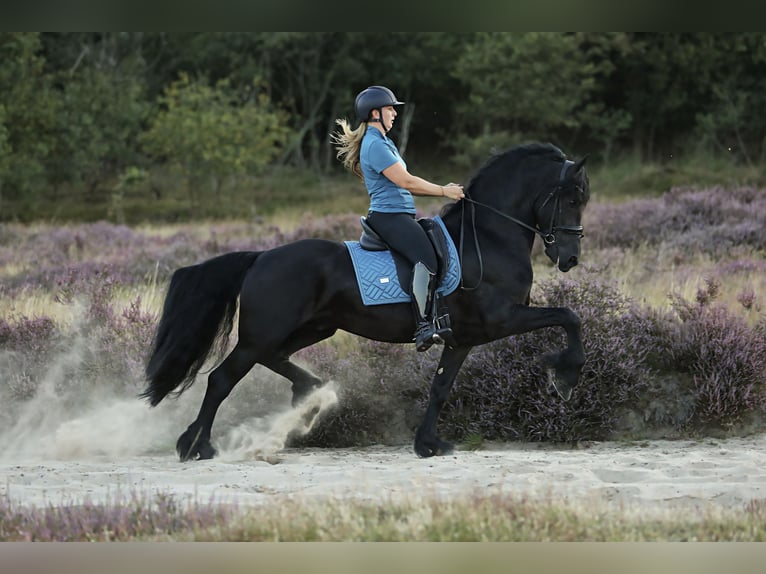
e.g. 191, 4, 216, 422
458, 159, 585, 290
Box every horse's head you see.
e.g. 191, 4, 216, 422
537, 156, 589, 272
448, 143, 591, 277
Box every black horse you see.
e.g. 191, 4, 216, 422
142, 142, 590, 461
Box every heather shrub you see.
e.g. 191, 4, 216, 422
292, 338, 433, 446
0, 273, 155, 413
98, 295, 158, 386
291, 274, 766, 446
454, 277, 765, 443
586, 186, 766, 255
56, 278, 156, 389
0, 315, 60, 401
0, 492, 231, 541
1, 216, 365, 298
436, 276, 657, 442
0, 314, 58, 354
656, 279, 766, 430
3, 203, 766, 450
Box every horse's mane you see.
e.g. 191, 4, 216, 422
441, 142, 567, 218
468, 142, 566, 188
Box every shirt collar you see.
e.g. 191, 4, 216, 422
366, 126, 388, 141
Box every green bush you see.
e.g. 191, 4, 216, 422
140, 74, 289, 200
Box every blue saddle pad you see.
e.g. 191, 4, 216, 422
344, 216, 461, 306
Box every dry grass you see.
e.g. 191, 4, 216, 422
534, 243, 763, 323
4, 491, 766, 541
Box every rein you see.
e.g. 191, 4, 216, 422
458, 159, 583, 291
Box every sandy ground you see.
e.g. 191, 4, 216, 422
2, 438, 766, 510
2, 384, 766, 513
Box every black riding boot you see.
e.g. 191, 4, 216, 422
412, 261, 436, 351
412, 262, 439, 352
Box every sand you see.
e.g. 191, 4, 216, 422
2, 383, 765, 513
3, 438, 766, 511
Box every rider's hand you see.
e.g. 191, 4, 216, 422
443, 183, 465, 200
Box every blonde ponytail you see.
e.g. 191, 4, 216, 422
331, 118, 366, 180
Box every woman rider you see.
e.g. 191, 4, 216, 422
332, 85, 464, 351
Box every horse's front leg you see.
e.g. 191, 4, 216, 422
414, 345, 473, 458
503, 305, 585, 401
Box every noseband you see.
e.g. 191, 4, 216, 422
459, 159, 584, 290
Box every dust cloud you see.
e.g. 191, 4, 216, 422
217, 383, 338, 463
0, 309, 338, 463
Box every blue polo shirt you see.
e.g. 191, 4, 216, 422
360, 127, 416, 214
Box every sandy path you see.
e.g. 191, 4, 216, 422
3, 435, 766, 512
2, 384, 765, 513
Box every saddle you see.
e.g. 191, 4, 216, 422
344, 215, 460, 308
358, 216, 451, 291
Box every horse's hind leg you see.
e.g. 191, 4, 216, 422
262, 358, 323, 406
177, 342, 259, 461
261, 326, 337, 406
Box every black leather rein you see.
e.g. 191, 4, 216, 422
457, 159, 584, 290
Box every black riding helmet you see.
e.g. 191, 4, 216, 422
354, 86, 405, 127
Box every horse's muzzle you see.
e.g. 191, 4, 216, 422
559, 255, 578, 272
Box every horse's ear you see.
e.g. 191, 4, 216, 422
572, 154, 589, 174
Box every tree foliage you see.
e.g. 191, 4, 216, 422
451, 32, 595, 166
2, 32, 766, 220
140, 73, 288, 197
49, 66, 150, 195
0, 33, 57, 206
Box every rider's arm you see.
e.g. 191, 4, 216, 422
382, 162, 464, 200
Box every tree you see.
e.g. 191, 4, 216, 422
255, 33, 359, 171
0, 33, 58, 211
613, 33, 733, 161
46, 65, 150, 196
140, 73, 289, 200
692, 33, 766, 166
0, 104, 10, 206
238, 33, 469, 172
451, 32, 596, 166
41, 34, 153, 195
346, 33, 473, 163
571, 33, 633, 164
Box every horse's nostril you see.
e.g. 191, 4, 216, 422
569, 256, 579, 267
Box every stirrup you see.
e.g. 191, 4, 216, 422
432, 309, 456, 348
414, 321, 438, 352
433, 326, 455, 347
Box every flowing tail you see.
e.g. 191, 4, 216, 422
142, 251, 260, 406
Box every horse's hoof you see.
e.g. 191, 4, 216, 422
291, 381, 324, 407
178, 446, 195, 462
541, 351, 580, 402
176, 427, 217, 461
177, 442, 217, 461
196, 442, 217, 460
414, 437, 454, 458
549, 370, 573, 401
554, 381, 573, 401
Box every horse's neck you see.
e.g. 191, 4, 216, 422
441, 203, 537, 260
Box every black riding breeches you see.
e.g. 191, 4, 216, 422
366, 211, 437, 273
